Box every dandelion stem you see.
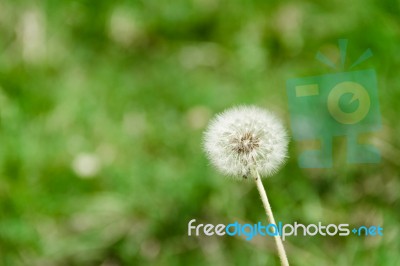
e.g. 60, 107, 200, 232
254, 169, 289, 266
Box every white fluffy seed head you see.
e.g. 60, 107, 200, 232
203, 105, 289, 179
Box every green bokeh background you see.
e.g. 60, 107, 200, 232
0, 0, 399, 265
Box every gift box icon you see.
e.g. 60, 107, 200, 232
286, 40, 381, 168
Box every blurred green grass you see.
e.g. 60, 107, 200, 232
0, 0, 399, 265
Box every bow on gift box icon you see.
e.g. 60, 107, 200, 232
286, 39, 381, 168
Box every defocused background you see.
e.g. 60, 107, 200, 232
0, 0, 399, 265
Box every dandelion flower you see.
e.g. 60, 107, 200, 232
203, 105, 288, 179
203, 105, 290, 266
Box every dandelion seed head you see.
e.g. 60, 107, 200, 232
203, 106, 289, 179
